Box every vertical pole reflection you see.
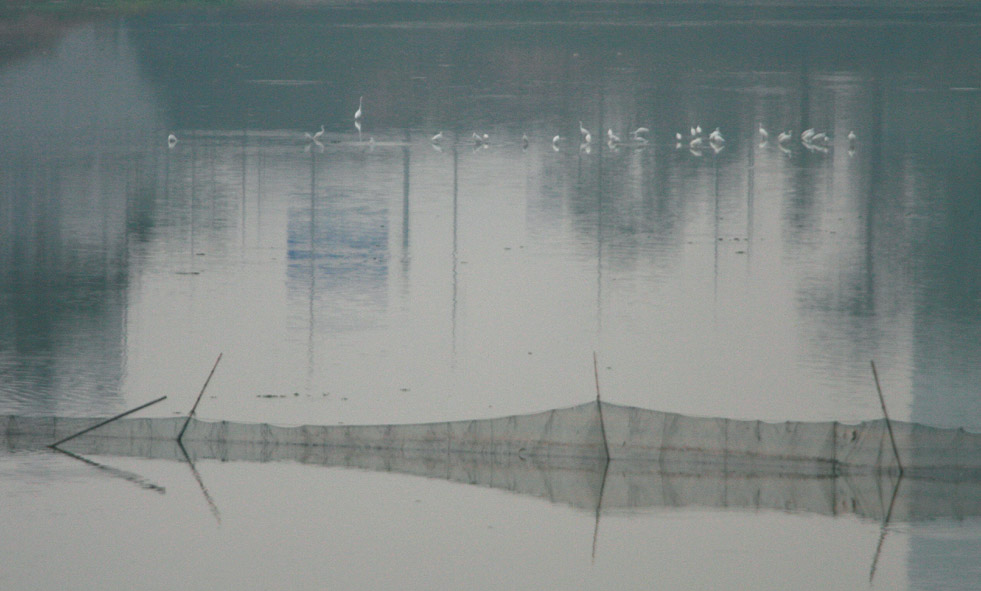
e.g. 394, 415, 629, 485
865, 70, 886, 316
595, 85, 606, 339
241, 127, 248, 250
451, 140, 459, 364
713, 155, 720, 316
401, 130, 411, 295
190, 131, 197, 268
746, 130, 755, 272
307, 145, 319, 392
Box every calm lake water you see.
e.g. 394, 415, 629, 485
1, 3, 980, 590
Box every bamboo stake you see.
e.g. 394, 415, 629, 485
49, 396, 167, 448
871, 360, 904, 474
594, 352, 611, 461
178, 352, 223, 442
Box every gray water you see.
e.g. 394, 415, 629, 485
1, 4, 980, 590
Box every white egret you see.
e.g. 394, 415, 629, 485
777, 130, 793, 144
521, 134, 530, 150
801, 128, 815, 142
607, 128, 620, 143
847, 130, 857, 142
579, 121, 590, 138
354, 96, 363, 120
630, 127, 650, 138
168, 133, 178, 148
689, 136, 703, 149
431, 131, 443, 142
305, 125, 324, 141
709, 127, 725, 144
759, 125, 768, 141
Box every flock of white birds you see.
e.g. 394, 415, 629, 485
168, 95, 858, 157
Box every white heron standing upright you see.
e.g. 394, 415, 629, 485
354, 96, 363, 121
168, 134, 178, 148
759, 125, 769, 145
305, 125, 325, 142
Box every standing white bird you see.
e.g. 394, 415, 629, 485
168, 133, 178, 148
431, 131, 443, 142
709, 127, 725, 144
777, 130, 793, 144
630, 127, 650, 138
305, 125, 325, 142
579, 121, 590, 138
472, 132, 489, 146
354, 96, 363, 120
607, 128, 620, 144
759, 125, 769, 144
847, 130, 857, 142
521, 134, 530, 150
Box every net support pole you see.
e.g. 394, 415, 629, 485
178, 352, 223, 443
594, 352, 611, 461
871, 360, 904, 475
49, 396, 167, 448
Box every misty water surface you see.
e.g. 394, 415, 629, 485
1, 4, 979, 590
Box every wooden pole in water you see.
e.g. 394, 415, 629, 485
178, 352, 223, 442
594, 352, 611, 460
49, 396, 167, 448
871, 360, 904, 475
